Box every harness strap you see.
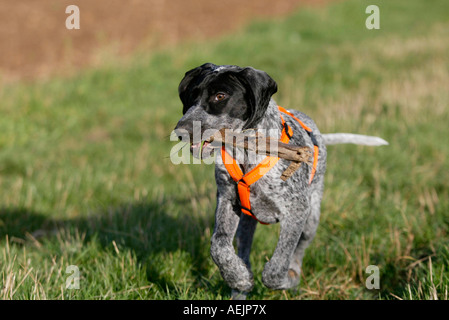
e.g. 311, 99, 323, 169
221, 106, 319, 224
278, 106, 319, 184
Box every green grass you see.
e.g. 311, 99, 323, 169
1, 0, 449, 299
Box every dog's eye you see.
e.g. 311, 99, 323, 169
214, 93, 227, 102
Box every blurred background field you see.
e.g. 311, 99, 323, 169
0, 0, 448, 299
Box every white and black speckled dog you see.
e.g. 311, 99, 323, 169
174, 63, 387, 299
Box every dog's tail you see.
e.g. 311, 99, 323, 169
322, 133, 388, 146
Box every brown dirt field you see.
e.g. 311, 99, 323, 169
0, 0, 331, 82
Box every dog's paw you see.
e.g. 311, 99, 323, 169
262, 262, 300, 290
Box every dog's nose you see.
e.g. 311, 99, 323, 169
174, 122, 191, 142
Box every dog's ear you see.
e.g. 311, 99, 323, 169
235, 67, 278, 129
179, 63, 216, 114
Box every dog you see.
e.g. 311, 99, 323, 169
174, 63, 388, 299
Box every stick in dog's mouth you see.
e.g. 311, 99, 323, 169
201, 128, 313, 180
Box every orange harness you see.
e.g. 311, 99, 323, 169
221, 106, 319, 224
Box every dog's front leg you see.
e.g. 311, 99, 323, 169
262, 209, 309, 290
210, 195, 254, 298
232, 214, 258, 299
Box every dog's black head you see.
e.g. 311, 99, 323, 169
174, 63, 277, 157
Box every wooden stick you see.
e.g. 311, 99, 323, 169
206, 128, 312, 180
280, 161, 303, 181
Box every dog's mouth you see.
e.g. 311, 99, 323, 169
190, 140, 215, 159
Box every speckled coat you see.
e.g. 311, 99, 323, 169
175, 63, 327, 299
212, 99, 327, 298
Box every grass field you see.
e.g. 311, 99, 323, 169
1, 0, 448, 300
